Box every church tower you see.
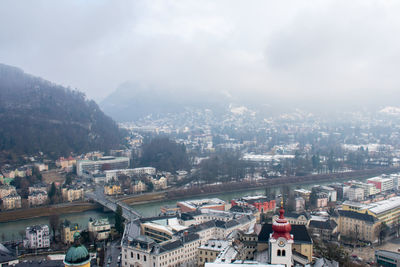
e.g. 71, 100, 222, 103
64, 232, 90, 267
269, 200, 293, 267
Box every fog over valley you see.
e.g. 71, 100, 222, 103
1, 0, 400, 117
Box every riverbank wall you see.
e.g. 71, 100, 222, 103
0, 202, 100, 223
121, 167, 400, 206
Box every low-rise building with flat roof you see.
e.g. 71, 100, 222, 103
77, 156, 130, 176
375, 250, 400, 267
178, 198, 226, 213
88, 218, 111, 241
198, 240, 230, 266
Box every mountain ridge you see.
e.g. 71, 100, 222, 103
0, 63, 125, 159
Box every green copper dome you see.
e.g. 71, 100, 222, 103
64, 232, 90, 265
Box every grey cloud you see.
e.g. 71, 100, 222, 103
0, 0, 400, 110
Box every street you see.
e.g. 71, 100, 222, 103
104, 240, 121, 267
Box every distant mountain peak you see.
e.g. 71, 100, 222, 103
379, 106, 400, 116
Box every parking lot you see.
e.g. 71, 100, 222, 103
345, 237, 400, 263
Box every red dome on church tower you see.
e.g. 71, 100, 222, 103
272, 200, 293, 240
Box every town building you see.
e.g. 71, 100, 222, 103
177, 198, 226, 213
56, 156, 76, 172
337, 210, 380, 243
272, 212, 310, 226
198, 240, 230, 266
62, 185, 84, 202
307, 218, 338, 241
2, 193, 22, 210
231, 196, 276, 213
61, 220, 80, 244
312, 186, 337, 202
375, 250, 400, 267
295, 197, 305, 213
367, 176, 394, 193
151, 176, 168, 190
390, 173, 400, 191
121, 208, 256, 267
121, 232, 200, 267
14, 166, 31, 178
0, 185, 17, 199
23, 224, 50, 249
34, 162, 48, 172
348, 181, 380, 198
28, 183, 48, 194
76, 156, 129, 176
28, 191, 48, 206
88, 218, 111, 241
103, 180, 122, 196
344, 186, 364, 201
342, 196, 400, 227
105, 167, 156, 181
293, 189, 311, 202
133, 180, 147, 193
315, 192, 328, 208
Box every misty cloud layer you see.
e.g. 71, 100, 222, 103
1, 0, 400, 110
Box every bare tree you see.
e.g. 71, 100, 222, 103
19, 230, 25, 241
49, 214, 60, 242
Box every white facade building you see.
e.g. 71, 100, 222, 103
367, 176, 394, 193
105, 167, 156, 181
345, 186, 364, 201
23, 225, 50, 249
76, 156, 130, 176
88, 218, 111, 240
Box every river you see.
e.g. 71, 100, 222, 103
0, 177, 360, 242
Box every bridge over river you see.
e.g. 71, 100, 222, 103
86, 187, 142, 221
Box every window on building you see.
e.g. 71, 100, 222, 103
282, 250, 286, 256
131, 252, 133, 258
144, 255, 146, 261
277, 250, 281, 256
137, 254, 140, 260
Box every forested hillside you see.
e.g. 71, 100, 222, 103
0, 64, 124, 159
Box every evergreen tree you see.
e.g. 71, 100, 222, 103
115, 205, 124, 234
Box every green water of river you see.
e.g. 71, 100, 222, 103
0, 177, 360, 242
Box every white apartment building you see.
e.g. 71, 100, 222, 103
349, 181, 380, 197
105, 167, 156, 181
345, 186, 364, 201
23, 225, 50, 249
76, 156, 130, 176
390, 173, 400, 190
122, 211, 256, 267
88, 218, 111, 240
122, 233, 200, 267
367, 176, 394, 193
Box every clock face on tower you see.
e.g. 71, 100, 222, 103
278, 237, 286, 247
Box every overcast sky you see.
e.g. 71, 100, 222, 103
1, 0, 400, 108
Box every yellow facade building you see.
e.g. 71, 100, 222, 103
103, 183, 122, 196
342, 196, 400, 227
337, 210, 380, 243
